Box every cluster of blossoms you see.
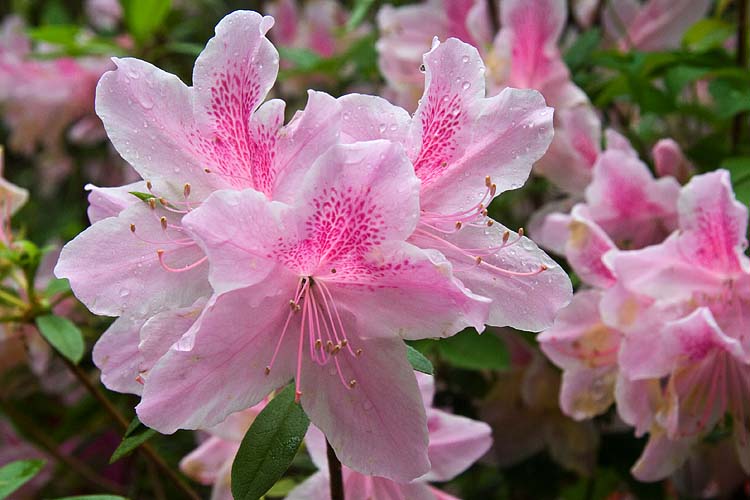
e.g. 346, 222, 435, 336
55, 7, 571, 491
535, 120, 750, 487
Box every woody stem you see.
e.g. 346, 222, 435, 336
327, 437, 345, 500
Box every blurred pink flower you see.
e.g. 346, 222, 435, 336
85, 0, 123, 31
0, 17, 111, 177
137, 139, 488, 481
480, 331, 600, 476
339, 37, 572, 333
603, 0, 712, 51
0, 419, 52, 498
179, 404, 267, 500
55, 11, 342, 396
602, 170, 750, 480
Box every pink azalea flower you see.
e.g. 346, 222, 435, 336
180, 374, 491, 500
266, 0, 354, 58
603, 0, 712, 51
55, 11, 342, 396
0, 17, 110, 173
536, 131, 681, 255
339, 37, 572, 332
602, 170, 750, 480
85, 0, 123, 31
653, 138, 695, 184
136, 139, 489, 481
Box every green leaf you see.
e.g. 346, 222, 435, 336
346, 0, 376, 32
231, 384, 310, 500
721, 157, 750, 205
265, 478, 297, 497
564, 28, 600, 71
437, 330, 510, 371
45, 277, 70, 297
709, 78, 750, 119
682, 18, 735, 52
122, 0, 171, 43
35, 315, 85, 364
0, 459, 45, 499
27, 25, 80, 45
110, 417, 157, 464
278, 46, 323, 71
406, 345, 433, 375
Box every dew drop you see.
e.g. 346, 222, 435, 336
461, 55, 470, 63
119, 288, 130, 298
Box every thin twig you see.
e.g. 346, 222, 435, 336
0, 399, 127, 495
53, 353, 202, 500
327, 437, 345, 500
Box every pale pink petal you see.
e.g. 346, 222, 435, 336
572, 0, 599, 27
416, 371, 436, 408
285, 471, 330, 500
538, 290, 617, 371
206, 407, 261, 443
653, 138, 693, 183
85, 181, 146, 223
559, 366, 617, 420
266, 0, 299, 46
272, 91, 343, 202
95, 57, 218, 199
604, 129, 638, 156
606, 235, 724, 304
182, 188, 296, 294
411, 38, 554, 214
299, 335, 430, 482
179, 436, 237, 485
138, 296, 208, 369
337, 93, 412, 144
532, 211, 573, 255
563, 205, 617, 287
210, 460, 234, 500
534, 105, 601, 194
614, 374, 660, 436
136, 285, 298, 433
92, 315, 145, 395
677, 169, 749, 276
332, 240, 489, 340
585, 148, 679, 248
631, 431, 696, 481
412, 222, 571, 332
465, 0, 494, 49
55, 203, 210, 318
610, 0, 712, 51
421, 408, 492, 481
602, 0, 640, 48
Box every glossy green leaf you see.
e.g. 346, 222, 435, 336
231, 384, 309, 500
406, 344, 434, 375
683, 18, 734, 52
35, 315, 85, 365
564, 28, 600, 71
110, 417, 157, 463
721, 157, 750, 205
438, 330, 510, 371
0, 459, 45, 499
45, 277, 71, 297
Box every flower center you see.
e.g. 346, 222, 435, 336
265, 276, 362, 403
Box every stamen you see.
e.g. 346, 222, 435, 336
160, 216, 168, 230
156, 249, 208, 273
183, 183, 191, 198
349, 379, 357, 388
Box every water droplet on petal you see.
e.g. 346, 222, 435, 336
461, 55, 470, 63
462, 81, 471, 91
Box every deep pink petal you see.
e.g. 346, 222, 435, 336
299, 335, 430, 482
55, 203, 210, 318
136, 285, 298, 433
422, 407, 492, 481
92, 316, 145, 395
192, 11, 278, 190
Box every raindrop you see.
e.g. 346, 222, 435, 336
461, 55, 470, 63
462, 81, 471, 90
119, 289, 130, 298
